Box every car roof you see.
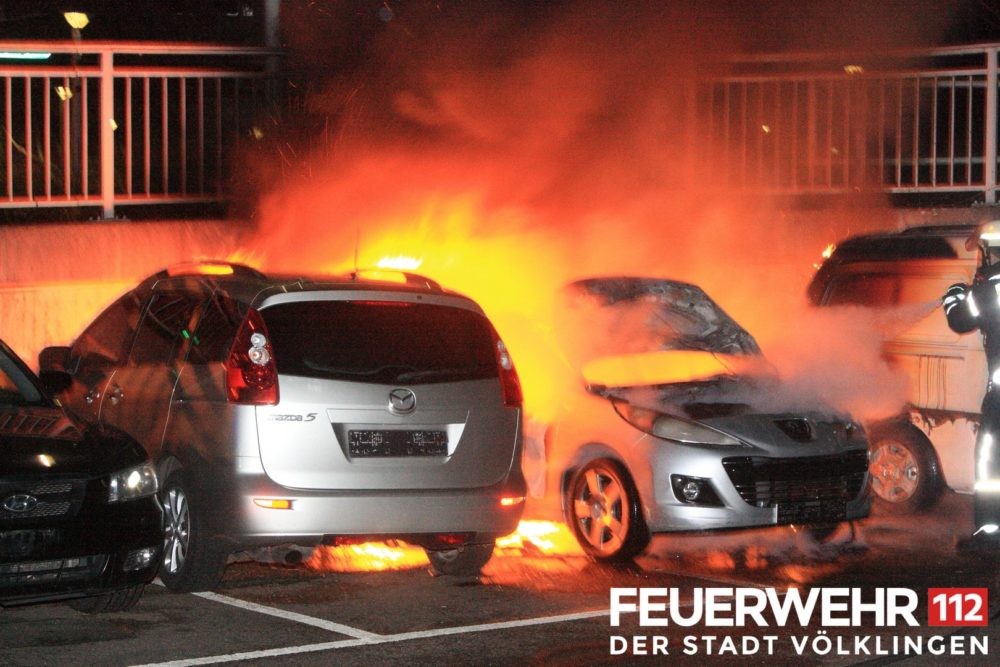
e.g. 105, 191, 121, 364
807, 224, 979, 305
138, 262, 471, 307
825, 224, 978, 264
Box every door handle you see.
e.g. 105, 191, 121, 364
108, 385, 124, 405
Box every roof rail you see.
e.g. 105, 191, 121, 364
350, 269, 443, 291
898, 223, 978, 236
154, 261, 267, 280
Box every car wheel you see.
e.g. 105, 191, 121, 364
425, 542, 496, 576
159, 472, 228, 593
67, 584, 144, 614
566, 458, 650, 561
867, 422, 941, 514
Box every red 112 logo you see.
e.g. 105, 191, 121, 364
927, 588, 988, 627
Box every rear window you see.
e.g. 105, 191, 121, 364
261, 300, 498, 384
824, 273, 898, 306
823, 271, 957, 308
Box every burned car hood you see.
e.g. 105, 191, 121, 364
559, 277, 770, 399
559, 277, 761, 362
0, 407, 144, 475
562, 277, 854, 429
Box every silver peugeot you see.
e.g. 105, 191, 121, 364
536, 277, 871, 561
40, 262, 526, 590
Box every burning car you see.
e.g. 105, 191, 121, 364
1, 338, 161, 612
537, 277, 871, 561
39, 262, 525, 590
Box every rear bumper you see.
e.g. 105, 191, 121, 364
0, 496, 162, 607
208, 467, 526, 547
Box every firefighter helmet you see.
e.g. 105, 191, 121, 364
967, 220, 1000, 268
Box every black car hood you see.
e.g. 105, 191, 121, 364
0, 407, 144, 476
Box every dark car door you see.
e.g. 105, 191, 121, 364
62, 291, 145, 424
99, 288, 206, 458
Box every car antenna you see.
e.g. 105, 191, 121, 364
352, 227, 360, 280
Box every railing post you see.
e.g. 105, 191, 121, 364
264, 0, 281, 106
99, 48, 115, 219
986, 48, 998, 204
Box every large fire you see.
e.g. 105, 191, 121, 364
304, 520, 582, 573
0, 1, 930, 581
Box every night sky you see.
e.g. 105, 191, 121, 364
3, 1, 1000, 50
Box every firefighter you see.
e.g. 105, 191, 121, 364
943, 219, 1000, 547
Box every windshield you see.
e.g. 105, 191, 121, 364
558, 277, 761, 360
0, 346, 45, 407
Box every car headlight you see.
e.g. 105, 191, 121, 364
614, 403, 746, 447
108, 463, 158, 503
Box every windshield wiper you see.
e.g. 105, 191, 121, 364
396, 368, 480, 382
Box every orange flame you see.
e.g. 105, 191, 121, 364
304, 520, 580, 573
305, 540, 429, 573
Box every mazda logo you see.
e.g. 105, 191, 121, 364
388, 388, 417, 414
2, 493, 38, 513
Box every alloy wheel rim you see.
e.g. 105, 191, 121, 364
869, 441, 919, 502
573, 467, 627, 555
162, 486, 190, 574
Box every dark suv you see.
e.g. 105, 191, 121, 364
41, 262, 526, 591
2, 338, 161, 612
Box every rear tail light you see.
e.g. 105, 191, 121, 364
226, 308, 279, 405
493, 335, 522, 408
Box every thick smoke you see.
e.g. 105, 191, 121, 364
230, 1, 972, 421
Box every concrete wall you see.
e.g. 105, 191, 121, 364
2, 205, 998, 371
0, 220, 251, 367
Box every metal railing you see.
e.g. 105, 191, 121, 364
0, 40, 276, 219
7, 41, 1000, 216
693, 44, 1000, 203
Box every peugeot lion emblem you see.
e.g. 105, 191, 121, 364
388, 388, 417, 415
2, 493, 38, 513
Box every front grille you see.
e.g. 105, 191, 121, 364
0, 478, 87, 520
773, 418, 814, 442
722, 450, 869, 508
0, 554, 108, 588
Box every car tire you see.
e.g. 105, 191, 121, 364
425, 542, 496, 576
67, 584, 144, 614
566, 458, 651, 562
159, 471, 228, 593
867, 421, 942, 515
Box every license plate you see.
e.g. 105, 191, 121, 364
348, 430, 448, 457
0, 529, 58, 560
776, 500, 846, 525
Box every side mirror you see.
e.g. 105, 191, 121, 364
38, 346, 74, 395
38, 369, 73, 395
39, 346, 72, 373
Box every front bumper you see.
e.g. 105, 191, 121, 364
0, 495, 162, 607
643, 446, 871, 532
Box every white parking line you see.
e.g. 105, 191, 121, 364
192, 591, 383, 640
130, 605, 611, 667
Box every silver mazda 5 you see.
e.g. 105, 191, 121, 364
40, 262, 526, 591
